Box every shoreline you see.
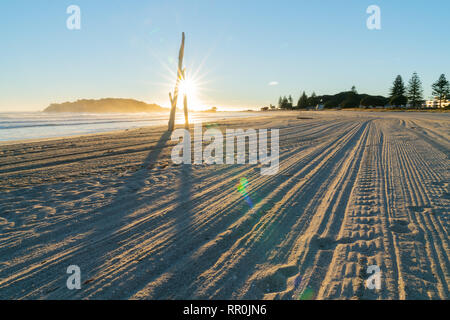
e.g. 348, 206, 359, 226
0, 112, 279, 147
1, 109, 448, 146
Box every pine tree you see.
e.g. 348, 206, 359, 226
390, 75, 406, 98
297, 91, 308, 109
389, 75, 407, 107
432, 74, 450, 108
278, 96, 282, 109
308, 92, 318, 107
288, 95, 294, 109
407, 72, 424, 109
280, 96, 290, 109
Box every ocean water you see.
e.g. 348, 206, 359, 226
0, 111, 261, 142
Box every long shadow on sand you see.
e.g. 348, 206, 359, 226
0, 129, 180, 299
60, 130, 175, 298
70, 129, 195, 299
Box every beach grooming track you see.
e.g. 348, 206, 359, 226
0, 111, 448, 299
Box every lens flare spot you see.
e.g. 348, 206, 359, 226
237, 177, 253, 208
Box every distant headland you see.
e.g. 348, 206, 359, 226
43, 98, 167, 113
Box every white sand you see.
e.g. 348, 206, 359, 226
0, 111, 448, 299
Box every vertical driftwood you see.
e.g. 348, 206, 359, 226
183, 95, 189, 127
181, 68, 189, 128
168, 32, 186, 132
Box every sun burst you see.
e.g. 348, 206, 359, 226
179, 76, 197, 99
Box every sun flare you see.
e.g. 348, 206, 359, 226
156, 50, 212, 113
179, 78, 197, 98
178, 75, 205, 111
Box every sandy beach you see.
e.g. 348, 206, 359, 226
0, 110, 448, 300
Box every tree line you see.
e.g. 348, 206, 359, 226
274, 73, 449, 110
390, 73, 449, 109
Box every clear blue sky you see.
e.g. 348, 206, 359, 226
0, 0, 449, 111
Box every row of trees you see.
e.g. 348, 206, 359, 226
390, 73, 449, 108
278, 91, 321, 109
276, 73, 450, 110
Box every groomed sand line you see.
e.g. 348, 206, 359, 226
0, 111, 448, 299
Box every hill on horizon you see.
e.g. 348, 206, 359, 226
44, 98, 167, 113
319, 91, 389, 108
279, 90, 390, 110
